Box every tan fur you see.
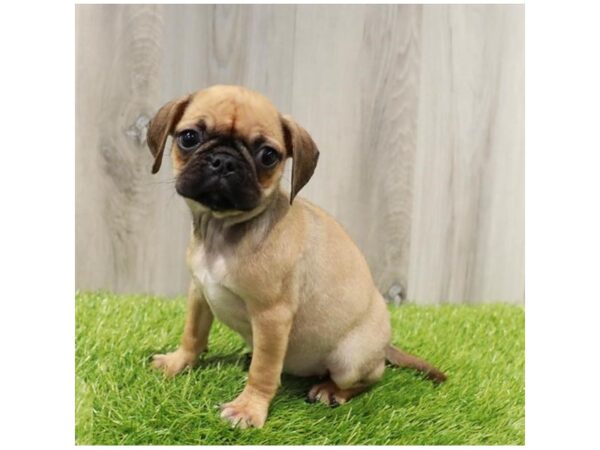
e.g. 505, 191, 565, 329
149, 85, 445, 429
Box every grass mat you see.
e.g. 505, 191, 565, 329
75, 292, 524, 445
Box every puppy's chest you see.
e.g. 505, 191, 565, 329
189, 247, 252, 341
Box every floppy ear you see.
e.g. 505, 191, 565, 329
281, 115, 320, 204
147, 95, 191, 174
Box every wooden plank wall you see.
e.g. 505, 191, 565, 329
75, 4, 524, 304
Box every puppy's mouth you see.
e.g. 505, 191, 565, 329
175, 149, 261, 213
185, 185, 240, 212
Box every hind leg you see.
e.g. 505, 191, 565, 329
306, 380, 369, 407
307, 294, 390, 406
306, 359, 385, 407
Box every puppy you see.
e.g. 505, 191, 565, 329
148, 85, 446, 429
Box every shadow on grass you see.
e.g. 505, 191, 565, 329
146, 348, 442, 406
144, 348, 249, 370
197, 352, 251, 370
195, 352, 321, 401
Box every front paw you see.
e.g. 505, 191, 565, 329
151, 348, 197, 377
219, 393, 269, 429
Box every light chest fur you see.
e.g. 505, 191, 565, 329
188, 244, 253, 346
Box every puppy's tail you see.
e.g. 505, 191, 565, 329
385, 345, 447, 383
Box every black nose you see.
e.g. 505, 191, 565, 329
207, 153, 238, 176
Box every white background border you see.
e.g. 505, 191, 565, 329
2, 0, 600, 448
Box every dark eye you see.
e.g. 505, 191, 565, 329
177, 129, 202, 151
258, 147, 280, 168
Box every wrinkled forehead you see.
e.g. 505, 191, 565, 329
176, 86, 284, 145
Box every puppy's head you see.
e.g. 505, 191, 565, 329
147, 85, 319, 216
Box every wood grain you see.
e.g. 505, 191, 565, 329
348, 5, 422, 299
407, 5, 524, 303
76, 4, 178, 295
75, 5, 524, 303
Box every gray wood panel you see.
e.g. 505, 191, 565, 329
75, 4, 524, 303
407, 5, 524, 304
76, 4, 181, 295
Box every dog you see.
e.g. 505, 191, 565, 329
148, 85, 446, 429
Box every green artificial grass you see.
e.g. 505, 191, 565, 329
75, 292, 524, 445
